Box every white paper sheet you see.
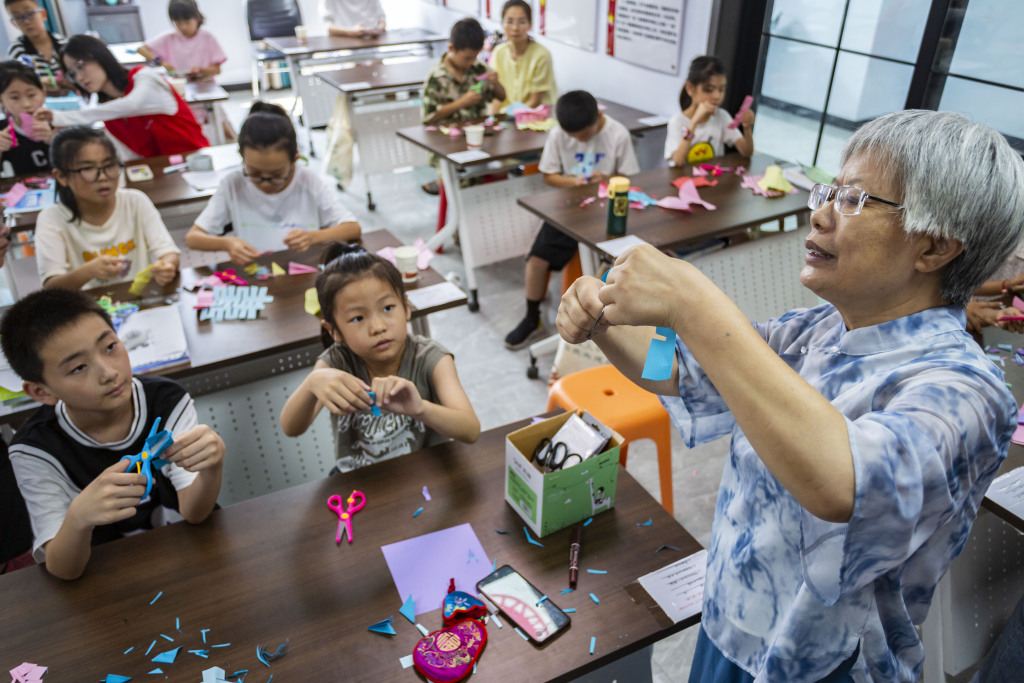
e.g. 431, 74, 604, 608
986, 466, 1024, 521
638, 115, 669, 126
340, 81, 372, 92
407, 281, 466, 310
447, 149, 491, 164
181, 167, 237, 191
637, 549, 708, 623
595, 234, 653, 258
117, 305, 190, 372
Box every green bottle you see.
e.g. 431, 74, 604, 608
606, 176, 630, 236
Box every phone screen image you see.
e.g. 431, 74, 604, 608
477, 565, 570, 643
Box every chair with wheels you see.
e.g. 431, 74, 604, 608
546, 364, 674, 515
244, 0, 303, 98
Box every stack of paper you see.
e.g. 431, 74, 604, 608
116, 305, 190, 373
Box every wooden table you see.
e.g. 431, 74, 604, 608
316, 59, 434, 210
396, 101, 668, 311
517, 153, 811, 268
263, 28, 444, 155
0, 230, 466, 426
0, 416, 702, 680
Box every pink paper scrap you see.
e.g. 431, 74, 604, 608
288, 262, 318, 275
376, 246, 397, 267
580, 196, 596, 208
413, 239, 435, 270
194, 290, 214, 309
9, 662, 47, 683
168, 154, 184, 165
3, 182, 28, 207
727, 95, 754, 130
424, 126, 438, 131
656, 178, 716, 212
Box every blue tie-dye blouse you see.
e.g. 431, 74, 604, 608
661, 303, 1014, 682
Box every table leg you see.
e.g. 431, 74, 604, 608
287, 56, 315, 158
429, 161, 480, 312
209, 102, 225, 146
424, 161, 460, 253
410, 316, 431, 338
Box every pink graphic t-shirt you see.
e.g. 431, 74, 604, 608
145, 28, 227, 75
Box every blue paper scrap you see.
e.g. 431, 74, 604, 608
201, 628, 210, 643
656, 544, 680, 553
560, 588, 574, 594
105, 676, 131, 683
124, 646, 134, 654
523, 526, 544, 547
159, 633, 174, 641
212, 643, 230, 647
146, 640, 156, 655
637, 518, 653, 526
641, 327, 675, 381
587, 569, 607, 574
584, 518, 593, 527
564, 608, 576, 613
514, 627, 529, 641
400, 594, 417, 624
589, 593, 600, 604
413, 506, 424, 517
188, 649, 210, 658
491, 613, 503, 628
199, 285, 274, 322
491, 557, 496, 572
256, 639, 290, 667
494, 529, 509, 534
149, 591, 163, 605
175, 617, 180, 631
368, 616, 397, 635
590, 636, 596, 655
148, 669, 163, 675
151, 647, 180, 664
367, 390, 381, 417
536, 595, 549, 606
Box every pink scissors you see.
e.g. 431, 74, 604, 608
327, 490, 366, 544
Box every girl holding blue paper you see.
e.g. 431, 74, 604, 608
556, 111, 1024, 682
280, 243, 480, 473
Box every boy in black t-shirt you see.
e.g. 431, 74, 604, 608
1, 290, 226, 580
0, 59, 53, 176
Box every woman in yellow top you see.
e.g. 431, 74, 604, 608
488, 0, 556, 113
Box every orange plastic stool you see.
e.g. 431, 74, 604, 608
561, 251, 583, 293
546, 364, 674, 514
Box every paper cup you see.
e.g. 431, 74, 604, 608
295, 25, 307, 42
394, 246, 420, 283
465, 125, 484, 148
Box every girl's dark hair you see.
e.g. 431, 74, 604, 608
49, 126, 117, 223
678, 55, 726, 111
238, 100, 297, 158
168, 0, 204, 26
0, 60, 43, 95
315, 242, 405, 348
61, 34, 129, 103
501, 0, 532, 23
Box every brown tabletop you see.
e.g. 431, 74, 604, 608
264, 28, 445, 58
396, 100, 667, 168
316, 58, 434, 94
3, 144, 238, 233
980, 327, 1024, 531
0, 416, 702, 680
517, 153, 810, 253
0, 230, 466, 424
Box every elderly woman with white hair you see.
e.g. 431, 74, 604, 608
556, 110, 1024, 682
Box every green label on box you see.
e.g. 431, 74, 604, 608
539, 453, 618, 536
507, 466, 537, 523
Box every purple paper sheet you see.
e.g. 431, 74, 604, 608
381, 523, 491, 616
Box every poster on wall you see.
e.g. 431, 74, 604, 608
444, 0, 481, 15
607, 0, 685, 74
538, 0, 597, 52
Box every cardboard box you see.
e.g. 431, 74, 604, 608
505, 411, 623, 537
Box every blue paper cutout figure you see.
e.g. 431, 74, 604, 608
367, 390, 381, 417
641, 327, 676, 381
368, 616, 397, 635
400, 594, 416, 623
151, 646, 180, 663
120, 418, 174, 500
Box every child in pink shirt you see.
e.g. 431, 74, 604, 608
137, 0, 226, 82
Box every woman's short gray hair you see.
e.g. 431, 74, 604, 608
841, 110, 1024, 308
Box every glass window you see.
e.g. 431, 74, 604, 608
939, 77, 1024, 150
760, 37, 834, 112
840, 0, 931, 63
826, 53, 914, 123
947, 0, 1024, 89
769, 0, 845, 46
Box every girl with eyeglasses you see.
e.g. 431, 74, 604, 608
487, 0, 556, 114
35, 126, 180, 290
185, 102, 361, 266
33, 34, 208, 160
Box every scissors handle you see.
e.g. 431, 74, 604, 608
346, 490, 366, 513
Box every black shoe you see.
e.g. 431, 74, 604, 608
422, 180, 440, 195
504, 316, 544, 350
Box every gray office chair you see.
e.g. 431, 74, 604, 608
243, 0, 303, 98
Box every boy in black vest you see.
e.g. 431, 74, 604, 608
1, 290, 225, 580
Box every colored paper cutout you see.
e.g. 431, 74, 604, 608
3, 182, 28, 207
194, 290, 214, 309
368, 616, 397, 635
9, 663, 47, 683
271, 262, 286, 276
490, 613, 503, 628
148, 669, 163, 674
589, 592, 600, 604
741, 173, 791, 198
561, 588, 574, 594
584, 517, 593, 526
523, 526, 544, 547
656, 544, 680, 553
151, 647, 180, 663
288, 261, 318, 275
641, 327, 675, 381
590, 636, 596, 655
149, 591, 162, 605
400, 595, 416, 623
416, 623, 430, 636
412, 506, 424, 517
303, 287, 320, 317
657, 179, 716, 212
728, 95, 754, 130
198, 286, 274, 321
422, 485, 431, 501
382, 524, 491, 617
214, 269, 248, 286
587, 569, 608, 574
145, 640, 156, 655
256, 640, 289, 667
637, 518, 653, 526
757, 165, 794, 193
104, 676, 131, 683
366, 390, 381, 417
128, 266, 153, 296
188, 649, 210, 658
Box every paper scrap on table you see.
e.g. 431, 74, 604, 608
304, 287, 320, 317
595, 234, 652, 259
986, 466, 1024, 517
757, 165, 794, 193
151, 646, 180, 663
288, 261, 318, 275
638, 114, 669, 126
406, 281, 466, 310
198, 286, 274, 322
128, 266, 153, 296
8, 662, 47, 683
368, 616, 397, 635
382, 523, 491, 616
399, 655, 414, 669
400, 595, 416, 623
448, 149, 491, 164
657, 178, 716, 212
271, 261, 286, 276
104, 676, 131, 683
194, 290, 214, 309
637, 549, 708, 623
422, 486, 431, 501
339, 81, 371, 92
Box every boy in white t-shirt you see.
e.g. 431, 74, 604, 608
504, 90, 639, 350
186, 102, 361, 263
